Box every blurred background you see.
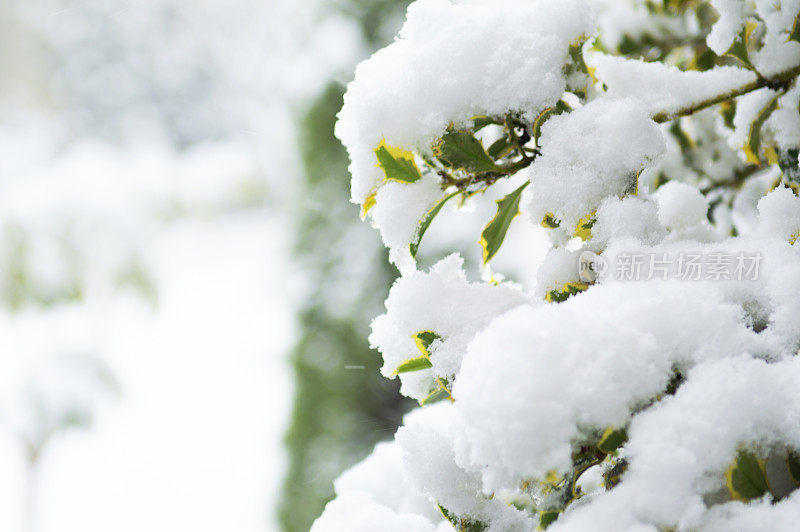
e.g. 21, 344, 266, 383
0, 0, 414, 530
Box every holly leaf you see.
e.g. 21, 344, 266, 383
472, 115, 501, 132
574, 212, 596, 241
413, 331, 440, 357
488, 136, 514, 159
787, 451, 800, 485
420, 377, 454, 406
597, 427, 627, 454
537, 510, 560, 530
409, 191, 459, 258
393, 356, 433, 374
790, 10, 800, 43
433, 129, 500, 173
533, 101, 570, 146
724, 21, 758, 71
779, 148, 800, 185
480, 181, 530, 264
438, 505, 488, 532
546, 282, 589, 303
726, 449, 769, 501
744, 93, 779, 165
375, 140, 421, 183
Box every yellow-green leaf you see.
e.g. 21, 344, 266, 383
533, 101, 570, 147
488, 136, 514, 159
724, 21, 758, 71
375, 140, 421, 183
360, 192, 376, 220
726, 449, 769, 501
480, 181, 530, 264
541, 213, 561, 229
545, 282, 589, 303
472, 115, 501, 132
438, 504, 488, 532
744, 93, 780, 165
394, 356, 433, 374
537, 510, 560, 530
786, 451, 800, 485
409, 192, 459, 258
413, 330, 441, 357
597, 427, 627, 454
433, 129, 500, 173
790, 10, 800, 43
574, 212, 596, 241
780, 148, 800, 185
420, 378, 454, 406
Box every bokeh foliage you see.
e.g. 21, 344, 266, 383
279, 1, 411, 530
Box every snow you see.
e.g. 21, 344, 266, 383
707, 0, 800, 76
396, 404, 533, 532
311, 491, 438, 532
591, 54, 756, 118
552, 356, 800, 531
707, 0, 748, 55
370, 254, 528, 400
370, 176, 444, 274
592, 196, 665, 247
336, 0, 595, 204
755, 185, 800, 242
653, 181, 710, 231
0, 144, 297, 532
526, 98, 665, 232
453, 281, 761, 492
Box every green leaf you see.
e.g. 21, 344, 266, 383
720, 100, 737, 130
744, 93, 780, 165
537, 510, 560, 530
374, 140, 421, 183
533, 101, 570, 146
726, 449, 769, 501
541, 213, 561, 229
394, 356, 433, 374
480, 181, 530, 264
472, 115, 501, 132
438, 505, 488, 532
433, 129, 500, 173
487, 136, 514, 159
545, 282, 588, 303
724, 22, 758, 71
420, 377, 453, 406
420, 386, 450, 406
779, 148, 800, 185
413, 331, 441, 357
669, 120, 694, 160
786, 451, 800, 485
602, 458, 628, 489
597, 427, 627, 454
574, 212, 596, 241
790, 10, 800, 43
409, 191, 459, 258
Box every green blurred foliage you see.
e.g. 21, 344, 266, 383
279, 2, 411, 530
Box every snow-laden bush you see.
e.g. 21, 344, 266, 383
314, 0, 800, 530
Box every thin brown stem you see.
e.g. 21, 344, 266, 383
652, 63, 800, 123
